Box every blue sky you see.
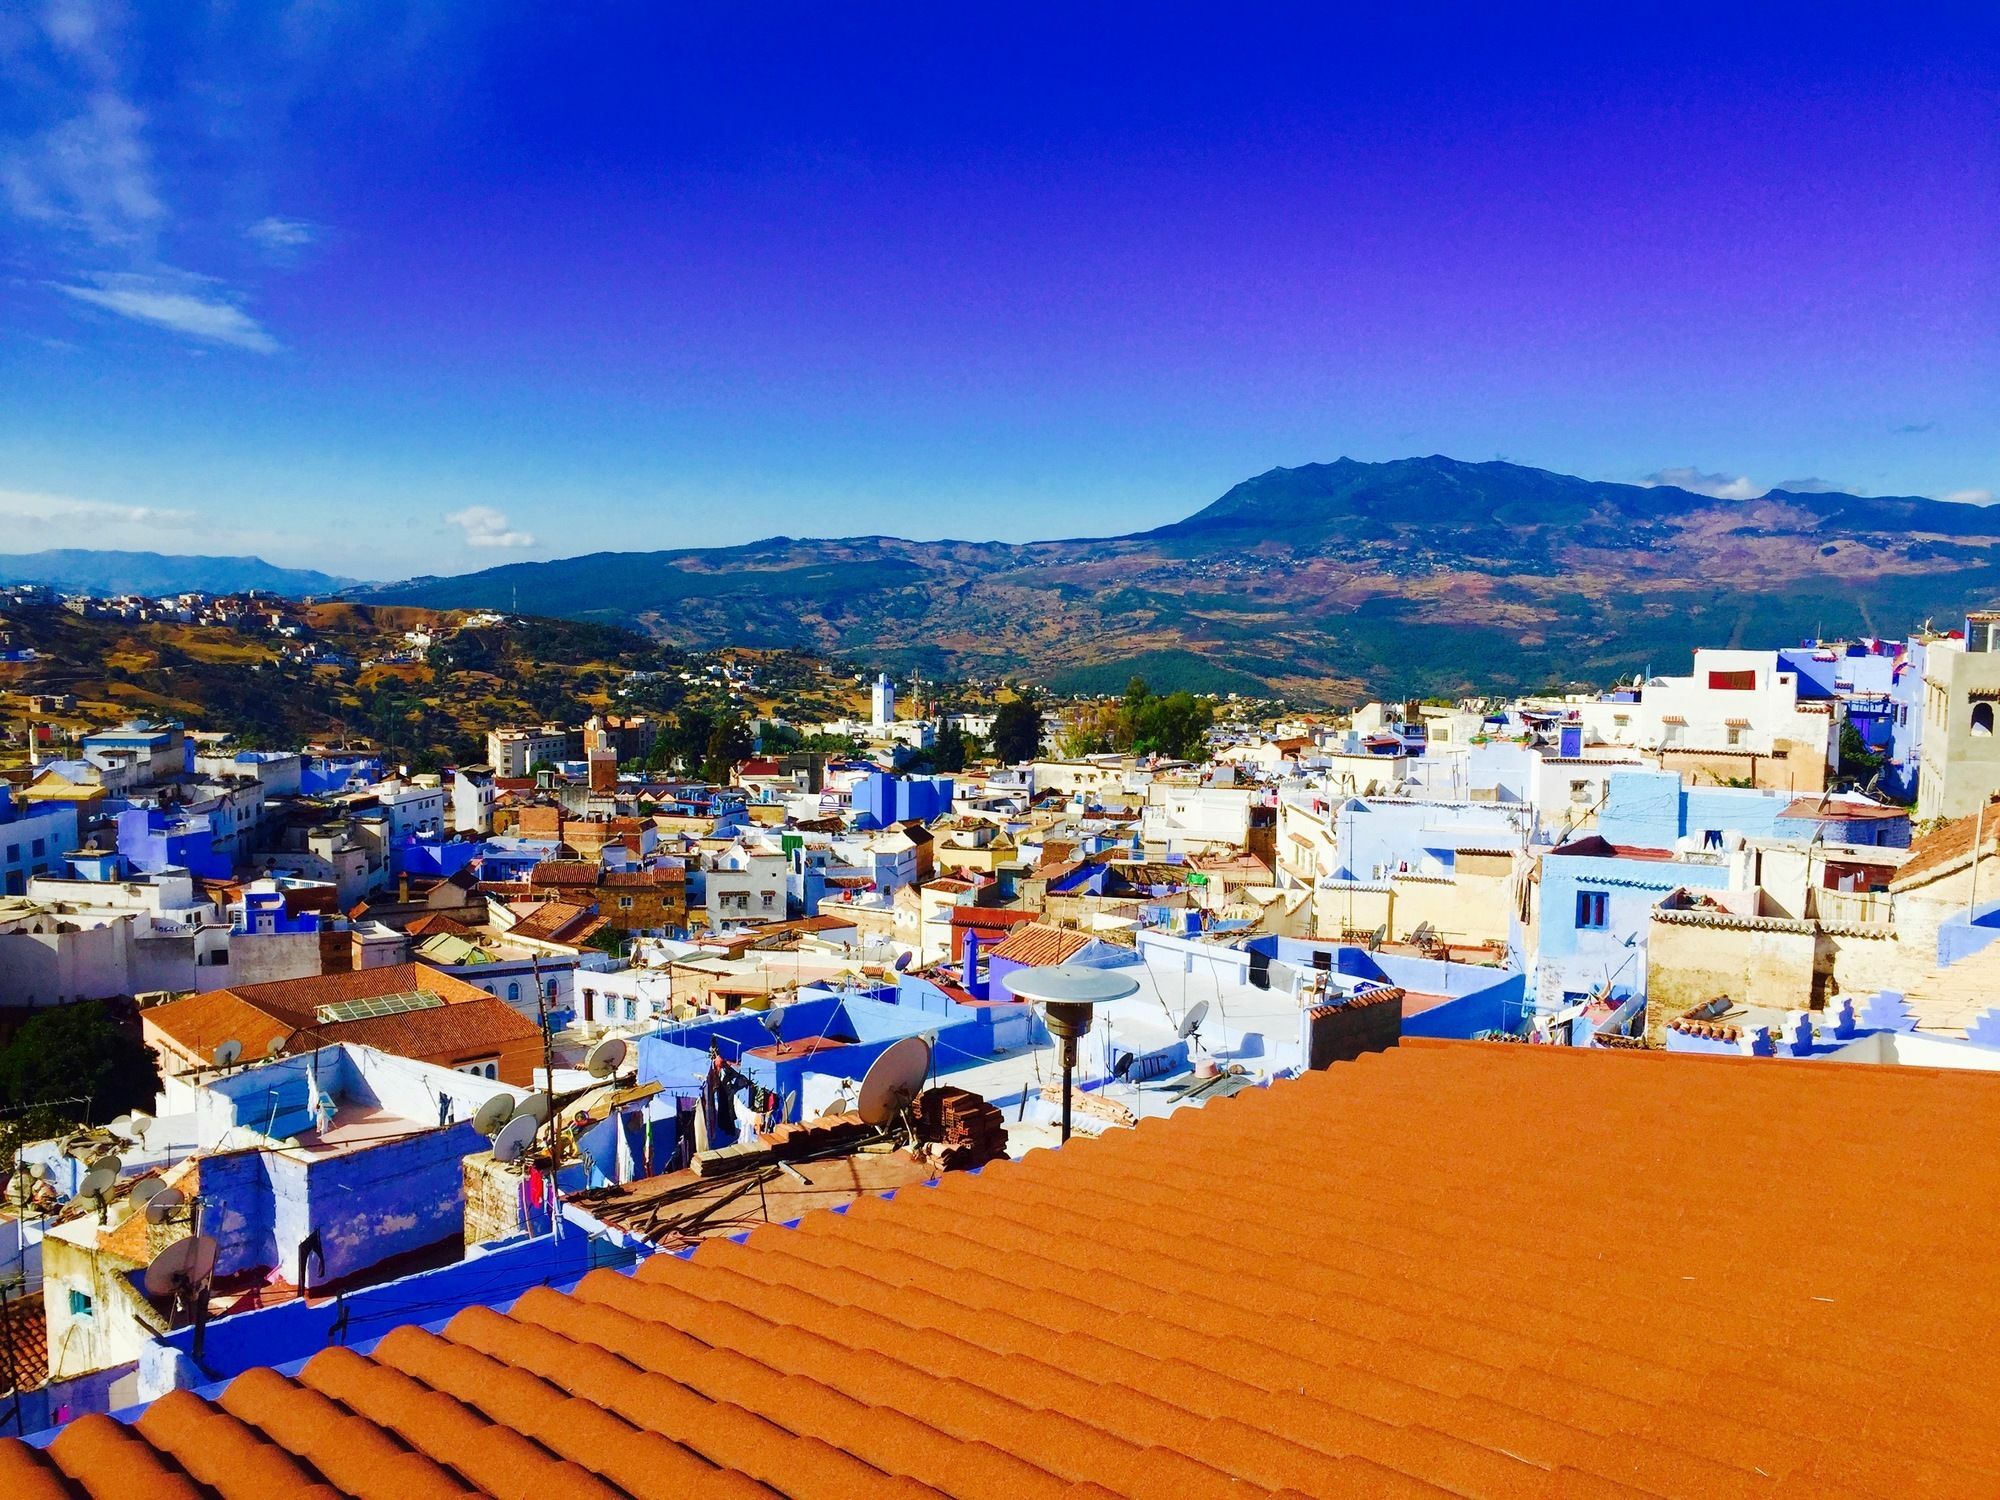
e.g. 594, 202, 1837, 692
1, 3, 1994, 579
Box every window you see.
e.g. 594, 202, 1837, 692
618, 896, 634, 909
31, 838, 43, 857
761, 892, 776, 908
68, 1288, 93, 1318
1568, 780, 1591, 804
4, 844, 16, 863
1726, 725, 1743, 746
1575, 891, 1609, 930
1975, 703, 1995, 738
507, 981, 520, 1001
1707, 669, 1757, 690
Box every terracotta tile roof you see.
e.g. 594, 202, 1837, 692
10, 1040, 2000, 1495
147, 963, 500, 1060
509, 900, 605, 945
401, 912, 475, 939
984, 921, 1095, 966
528, 859, 602, 887
1892, 804, 2000, 888
1778, 797, 1907, 823
0, 1291, 45, 1391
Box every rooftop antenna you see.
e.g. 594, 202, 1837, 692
585, 1036, 629, 1080
855, 1035, 932, 1144
1001, 964, 1140, 1143
212, 1038, 243, 1070
471, 1092, 516, 1138
490, 1113, 538, 1164
143, 1233, 219, 1356
76, 1163, 118, 1224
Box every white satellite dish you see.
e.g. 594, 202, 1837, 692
87, 1150, 123, 1176
585, 1036, 628, 1080
213, 1038, 243, 1067
130, 1177, 167, 1214
145, 1185, 186, 1224
491, 1113, 538, 1164
471, 1092, 516, 1137
127, 1114, 154, 1144
143, 1234, 218, 1303
514, 1092, 551, 1127
108, 1114, 133, 1136
856, 1036, 931, 1127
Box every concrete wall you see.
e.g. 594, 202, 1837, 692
1645, 914, 1819, 1042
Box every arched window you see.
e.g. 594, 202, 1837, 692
507, 981, 520, 1001
1975, 702, 1995, 738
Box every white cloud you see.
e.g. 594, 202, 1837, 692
1639, 466, 1764, 501
1944, 489, 1997, 507
0, 485, 196, 538
55, 272, 281, 352
446, 506, 536, 548
0, 88, 164, 247
1771, 477, 1842, 494
247, 215, 316, 250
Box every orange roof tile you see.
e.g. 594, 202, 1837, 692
984, 921, 1095, 966
9, 1041, 2000, 1497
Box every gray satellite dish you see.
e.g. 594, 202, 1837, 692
755, 1008, 784, 1041
514, 1092, 551, 1127
491, 1113, 538, 1164
1178, 999, 1210, 1041
856, 1036, 931, 1126
145, 1185, 185, 1224
127, 1113, 154, 1143
821, 1092, 852, 1118
212, 1038, 243, 1067
108, 1114, 133, 1136
266, 1036, 288, 1058
472, 1092, 516, 1137
586, 1036, 628, 1079
87, 1150, 123, 1176
143, 1234, 218, 1302
129, 1177, 166, 1213
77, 1164, 118, 1201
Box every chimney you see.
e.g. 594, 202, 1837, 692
962, 927, 981, 994
398, 869, 410, 904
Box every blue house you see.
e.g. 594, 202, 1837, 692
1595, 769, 1791, 849
115, 805, 230, 880
0, 784, 80, 895
853, 771, 954, 829
1536, 835, 1731, 1009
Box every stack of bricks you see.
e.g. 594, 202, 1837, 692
760, 1112, 875, 1157
914, 1085, 1010, 1170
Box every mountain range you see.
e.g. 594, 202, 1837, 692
359, 456, 2000, 701
0, 550, 356, 599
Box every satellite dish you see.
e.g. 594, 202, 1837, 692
143, 1234, 218, 1301
128, 1114, 154, 1143
88, 1150, 123, 1176
213, 1038, 243, 1067
490, 1113, 538, 1164
893, 951, 913, 972
78, 1164, 118, 1198
514, 1092, 551, 1127
821, 1092, 852, 1117
586, 1036, 628, 1079
130, 1178, 166, 1213
471, 1093, 516, 1137
1178, 1000, 1210, 1041
755, 1008, 785, 1041
108, 1114, 133, 1136
856, 1036, 931, 1126
145, 1185, 185, 1224
266, 1036, 288, 1058
1112, 1051, 1135, 1081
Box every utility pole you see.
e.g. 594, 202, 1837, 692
531, 954, 563, 1166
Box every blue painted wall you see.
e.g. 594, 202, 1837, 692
1537, 846, 1731, 1004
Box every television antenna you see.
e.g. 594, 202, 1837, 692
585, 1036, 629, 1080
145, 1185, 186, 1224
490, 1113, 538, 1164
212, 1038, 243, 1068
471, 1093, 516, 1138
76, 1164, 118, 1223
856, 1036, 931, 1142
143, 1233, 219, 1343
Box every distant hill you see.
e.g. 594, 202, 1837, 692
0, 550, 356, 598
360, 456, 2000, 701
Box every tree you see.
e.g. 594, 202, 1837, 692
991, 696, 1043, 765
0, 1002, 161, 1142
933, 721, 970, 773
701, 716, 754, 781
1060, 701, 1122, 757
